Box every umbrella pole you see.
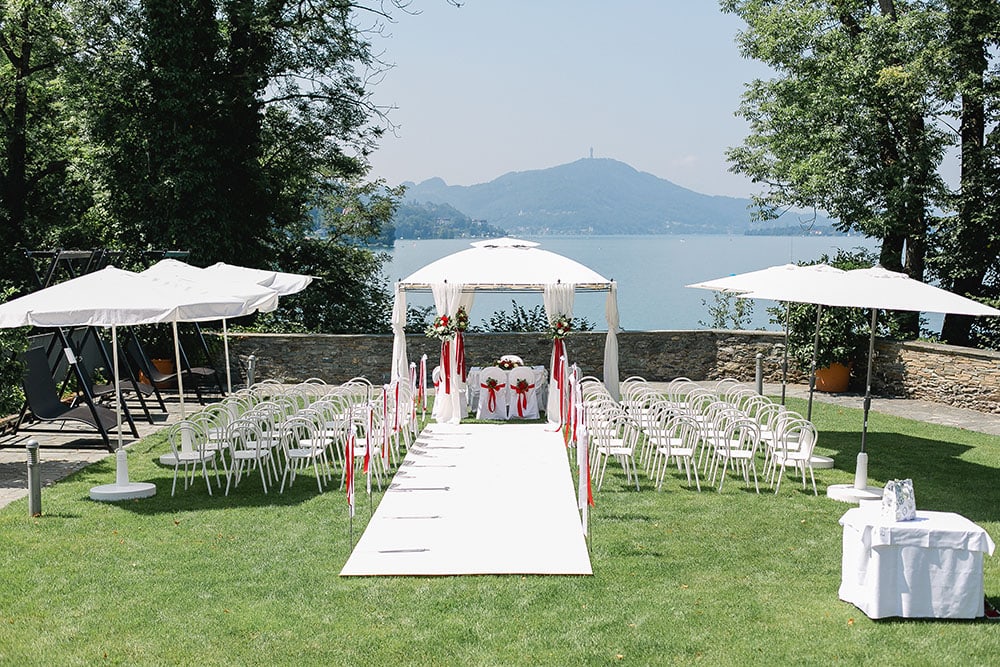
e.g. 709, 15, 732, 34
223, 318, 232, 394
173, 320, 186, 418
807, 305, 822, 421
860, 308, 878, 454
780, 302, 790, 405
855, 308, 878, 491
89, 326, 156, 501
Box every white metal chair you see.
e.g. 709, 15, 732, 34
166, 419, 219, 496
709, 416, 761, 493
768, 417, 819, 495
650, 412, 702, 492
476, 366, 509, 420
224, 418, 275, 495
507, 365, 540, 419
592, 412, 642, 491
278, 413, 333, 493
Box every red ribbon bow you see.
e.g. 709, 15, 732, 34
481, 380, 505, 412
512, 380, 534, 417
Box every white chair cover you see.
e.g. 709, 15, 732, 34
507, 365, 540, 420
476, 366, 509, 420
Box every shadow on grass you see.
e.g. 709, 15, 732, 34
821, 429, 1000, 523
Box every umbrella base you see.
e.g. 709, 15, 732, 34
783, 454, 835, 469
90, 481, 157, 502
827, 483, 883, 503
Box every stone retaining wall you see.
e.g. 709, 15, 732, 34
218, 330, 998, 413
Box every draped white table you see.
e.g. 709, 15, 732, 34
839, 507, 995, 619
466, 366, 547, 416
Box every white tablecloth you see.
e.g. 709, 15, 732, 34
467, 366, 547, 415
839, 507, 995, 619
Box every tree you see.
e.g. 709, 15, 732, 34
0, 0, 97, 288
928, 0, 1000, 345
722, 0, 950, 338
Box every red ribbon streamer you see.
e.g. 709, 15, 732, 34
513, 382, 534, 417
457, 332, 466, 382
441, 340, 451, 395
482, 382, 505, 413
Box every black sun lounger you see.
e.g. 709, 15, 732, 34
17, 347, 118, 450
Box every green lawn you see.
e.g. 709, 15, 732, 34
1, 397, 997, 665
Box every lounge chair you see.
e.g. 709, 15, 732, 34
17, 347, 118, 450
125, 336, 217, 406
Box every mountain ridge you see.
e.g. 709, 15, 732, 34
401, 157, 800, 235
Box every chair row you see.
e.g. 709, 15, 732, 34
581, 376, 819, 495
165, 376, 418, 497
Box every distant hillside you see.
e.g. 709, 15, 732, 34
403, 158, 834, 235
391, 201, 506, 239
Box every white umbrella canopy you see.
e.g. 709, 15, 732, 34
204, 261, 314, 296
0, 266, 246, 328
687, 262, 847, 297
0, 266, 248, 501
687, 263, 848, 403
142, 259, 282, 393
142, 259, 280, 314
737, 265, 1000, 502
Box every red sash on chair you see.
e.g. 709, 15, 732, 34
481, 381, 505, 413
512, 381, 535, 417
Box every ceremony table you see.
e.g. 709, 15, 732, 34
839, 506, 995, 619
467, 366, 548, 416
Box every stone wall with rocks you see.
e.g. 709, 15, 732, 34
217, 330, 997, 413
219, 329, 800, 387
874, 340, 1000, 413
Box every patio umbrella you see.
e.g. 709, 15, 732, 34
0, 266, 246, 501
741, 265, 1000, 501
687, 263, 847, 403
142, 259, 280, 394
203, 262, 314, 297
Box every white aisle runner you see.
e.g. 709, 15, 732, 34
340, 423, 592, 576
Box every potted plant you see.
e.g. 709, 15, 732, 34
769, 249, 878, 393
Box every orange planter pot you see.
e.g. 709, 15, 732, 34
814, 362, 851, 393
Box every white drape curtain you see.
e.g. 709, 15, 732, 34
389, 283, 408, 382
604, 281, 620, 400
431, 282, 468, 424
543, 283, 575, 422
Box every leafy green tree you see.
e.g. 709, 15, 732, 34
927, 0, 1000, 345
723, 0, 950, 338
479, 300, 595, 334
698, 291, 755, 330
0, 0, 98, 287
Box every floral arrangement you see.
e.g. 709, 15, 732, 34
425, 306, 470, 340
425, 314, 455, 340
483, 377, 502, 391
548, 314, 573, 339
454, 306, 469, 332
514, 379, 531, 394
496, 358, 522, 371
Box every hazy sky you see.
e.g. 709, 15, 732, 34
366, 1, 772, 199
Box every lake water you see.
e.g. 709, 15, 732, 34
384, 235, 895, 332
